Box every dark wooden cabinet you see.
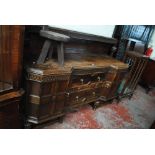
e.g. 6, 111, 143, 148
0, 26, 24, 128
0, 25, 153, 128
23, 26, 128, 127
25, 68, 70, 124
25, 57, 128, 126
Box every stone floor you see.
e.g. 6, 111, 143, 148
43, 86, 155, 129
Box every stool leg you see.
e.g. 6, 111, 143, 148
57, 42, 64, 66
37, 40, 51, 64
48, 46, 54, 59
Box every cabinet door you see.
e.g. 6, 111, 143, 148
0, 26, 24, 93
0, 26, 13, 93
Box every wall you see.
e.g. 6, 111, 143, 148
149, 30, 155, 58
49, 25, 115, 38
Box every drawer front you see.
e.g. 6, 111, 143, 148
69, 72, 107, 88
65, 89, 99, 107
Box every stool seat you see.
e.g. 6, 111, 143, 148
40, 30, 70, 42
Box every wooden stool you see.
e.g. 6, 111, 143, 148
37, 30, 70, 66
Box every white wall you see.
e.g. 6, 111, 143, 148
49, 25, 115, 38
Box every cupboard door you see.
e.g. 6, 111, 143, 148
0, 26, 13, 93
0, 26, 24, 93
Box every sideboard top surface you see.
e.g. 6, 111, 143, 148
27, 55, 128, 75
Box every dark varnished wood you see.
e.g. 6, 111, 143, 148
0, 25, 24, 128
0, 25, 129, 128
23, 26, 128, 127
140, 58, 155, 92
23, 26, 116, 65
25, 54, 128, 125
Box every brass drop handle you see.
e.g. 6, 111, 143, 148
93, 92, 96, 96
66, 92, 70, 97
82, 98, 87, 102
87, 81, 91, 85
95, 101, 100, 106
97, 76, 101, 82
105, 83, 111, 88
80, 78, 84, 84
76, 96, 79, 101
95, 101, 100, 105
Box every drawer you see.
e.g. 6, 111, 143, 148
65, 89, 99, 107
69, 72, 107, 88
68, 81, 105, 93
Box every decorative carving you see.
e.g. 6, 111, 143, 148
104, 81, 112, 88
27, 73, 70, 82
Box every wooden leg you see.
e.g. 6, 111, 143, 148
57, 42, 64, 66
129, 94, 133, 100
146, 87, 151, 94
117, 96, 121, 103
113, 98, 118, 103
92, 104, 97, 110
58, 116, 64, 123
109, 99, 113, 103
92, 101, 100, 110
24, 121, 32, 129
48, 46, 54, 59
37, 40, 51, 64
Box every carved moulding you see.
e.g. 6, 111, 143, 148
27, 72, 70, 82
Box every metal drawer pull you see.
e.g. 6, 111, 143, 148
95, 101, 100, 105
76, 96, 79, 101
105, 83, 111, 88
82, 98, 87, 102
87, 81, 91, 85
97, 76, 101, 81
80, 78, 84, 84
93, 92, 96, 96
66, 92, 70, 97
